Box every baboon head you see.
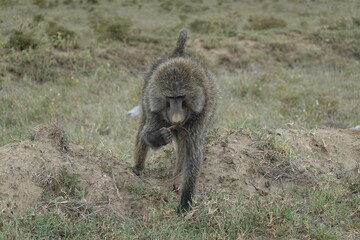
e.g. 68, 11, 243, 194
148, 59, 206, 125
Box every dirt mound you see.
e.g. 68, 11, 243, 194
198, 128, 360, 198
0, 125, 359, 216
0, 125, 149, 216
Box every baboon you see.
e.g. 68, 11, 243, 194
133, 29, 218, 212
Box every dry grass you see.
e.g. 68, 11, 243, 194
0, 0, 360, 239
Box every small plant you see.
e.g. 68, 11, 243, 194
46, 21, 75, 38
125, 181, 147, 200
122, 0, 141, 7
33, 0, 59, 8
46, 21, 76, 49
253, 131, 306, 181
32, 14, 45, 23
189, 18, 237, 36
8, 48, 58, 83
6, 30, 38, 51
90, 15, 132, 41
40, 167, 83, 199
326, 19, 350, 30
311, 31, 360, 60
244, 15, 287, 30
352, 17, 360, 28
158, 0, 184, 12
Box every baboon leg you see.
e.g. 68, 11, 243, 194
179, 133, 203, 212
133, 118, 149, 175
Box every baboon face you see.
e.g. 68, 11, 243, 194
148, 59, 207, 125
165, 96, 187, 125
149, 86, 206, 125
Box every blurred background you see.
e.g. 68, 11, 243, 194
1, 0, 359, 160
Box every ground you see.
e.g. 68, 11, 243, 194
1, 125, 358, 218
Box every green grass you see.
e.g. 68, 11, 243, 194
1, 174, 359, 239
1, 0, 360, 239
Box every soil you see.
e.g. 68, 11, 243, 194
0, 125, 359, 216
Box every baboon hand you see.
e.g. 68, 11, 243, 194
157, 127, 172, 146
146, 127, 172, 148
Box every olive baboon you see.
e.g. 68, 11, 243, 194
133, 29, 218, 212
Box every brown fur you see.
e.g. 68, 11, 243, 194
133, 29, 218, 212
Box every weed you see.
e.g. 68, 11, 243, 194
32, 14, 45, 23
299, 20, 309, 29
46, 21, 75, 39
6, 30, 38, 51
180, 4, 209, 14
275, 81, 340, 125
125, 181, 147, 200
121, 0, 141, 7
0, 0, 17, 6
346, 173, 360, 194
244, 15, 287, 30
35, 167, 83, 200
33, 0, 59, 8
91, 15, 132, 41
158, 0, 189, 12
86, 0, 98, 4
352, 17, 360, 28
7, 48, 57, 83
265, 42, 320, 68
254, 131, 305, 181
32, 124, 70, 151
311, 30, 360, 60
229, 76, 264, 99
46, 21, 77, 49
189, 18, 237, 37
55, 50, 94, 74
205, 128, 220, 145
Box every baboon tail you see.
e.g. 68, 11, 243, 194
172, 29, 187, 57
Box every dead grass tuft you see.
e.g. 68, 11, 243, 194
245, 15, 287, 30
254, 133, 308, 181
32, 124, 69, 151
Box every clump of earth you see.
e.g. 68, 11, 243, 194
0, 124, 359, 216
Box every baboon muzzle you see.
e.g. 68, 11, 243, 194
167, 96, 186, 124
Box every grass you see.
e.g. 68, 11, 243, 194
1, 174, 359, 239
0, 0, 360, 239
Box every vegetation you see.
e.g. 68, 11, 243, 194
0, 0, 359, 239
1, 173, 359, 239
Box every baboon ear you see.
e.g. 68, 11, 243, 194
191, 87, 205, 113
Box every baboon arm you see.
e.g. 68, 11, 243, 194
141, 116, 171, 150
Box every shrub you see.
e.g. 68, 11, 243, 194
189, 18, 237, 37
46, 21, 75, 40
32, 14, 45, 23
6, 30, 38, 51
33, 0, 59, 8
91, 16, 132, 41
244, 15, 287, 30
46, 21, 77, 49
8, 48, 58, 83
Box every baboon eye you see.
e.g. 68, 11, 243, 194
182, 100, 186, 108
166, 101, 170, 108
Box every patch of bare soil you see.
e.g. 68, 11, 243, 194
0, 125, 157, 217
0, 125, 359, 216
